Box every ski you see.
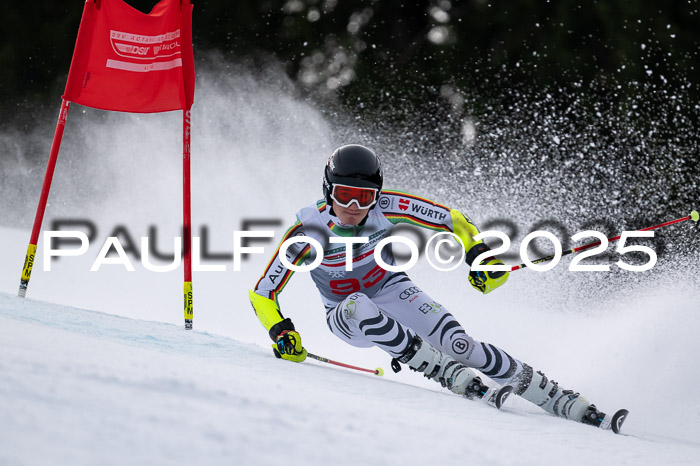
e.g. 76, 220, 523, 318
583, 403, 630, 434
479, 384, 514, 410
483, 384, 629, 434
489, 385, 514, 409
599, 409, 630, 434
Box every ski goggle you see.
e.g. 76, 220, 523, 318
330, 184, 379, 209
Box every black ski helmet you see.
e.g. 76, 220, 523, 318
323, 144, 383, 206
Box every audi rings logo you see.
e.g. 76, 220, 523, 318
399, 286, 421, 300
452, 338, 470, 355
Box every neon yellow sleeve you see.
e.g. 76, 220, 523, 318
248, 289, 284, 331
449, 209, 482, 252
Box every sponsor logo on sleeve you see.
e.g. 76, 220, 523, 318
411, 203, 448, 220
267, 264, 285, 283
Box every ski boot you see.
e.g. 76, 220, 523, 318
581, 404, 606, 427
508, 365, 630, 433
393, 336, 499, 403
509, 365, 595, 422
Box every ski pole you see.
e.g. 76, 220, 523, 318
510, 210, 699, 272
307, 352, 384, 376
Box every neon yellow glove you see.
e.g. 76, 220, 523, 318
273, 330, 308, 363
466, 243, 509, 294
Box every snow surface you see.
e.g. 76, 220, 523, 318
1, 63, 699, 465
2, 292, 700, 466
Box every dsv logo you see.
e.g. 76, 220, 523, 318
399, 286, 421, 300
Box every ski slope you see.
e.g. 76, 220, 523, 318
1, 291, 699, 466
2, 63, 699, 465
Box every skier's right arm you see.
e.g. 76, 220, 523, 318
379, 190, 509, 294
249, 221, 312, 362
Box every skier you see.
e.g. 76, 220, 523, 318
249, 144, 611, 428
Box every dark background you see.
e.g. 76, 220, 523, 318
1, 1, 698, 234
2, 0, 699, 116
0, 0, 697, 280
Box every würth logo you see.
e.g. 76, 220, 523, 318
398, 199, 410, 211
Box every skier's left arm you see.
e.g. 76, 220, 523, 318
249, 290, 307, 362
379, 190, 509, 294
249, 221, 311, 362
